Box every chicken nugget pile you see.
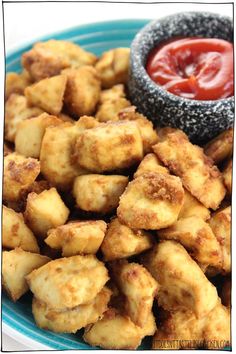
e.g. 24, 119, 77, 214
3, 39, 232, 350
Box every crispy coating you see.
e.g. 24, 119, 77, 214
95, 48, 130, 88
152, 302, 230, 349
101, 217, 153, 261
73, 120, 143, 172
117, 172, 184, 230
5, 94, 44, 142
134, 153, 169, 178
2, 248, 50, 301
63, 66, 101, 117
45, 220, 107, 256
179, 189, 210, 220
24, 187, 69, 238
157, 216, 222, 267
99, 84, 126, 103
5, 71, 32, 100
96, 97, 131, 122
73, 174, 128, 214
2, 205, 39, 253
208, 206, 231, 273
142, 241, 218, 317
22, 39, 97, 81
26, 255, 109, 309
15, 113, 63, 158
153, 129, 226, 209
25, 74, 67, 115
32, 287, 112, 333
220, 278, 231, 308
223, 159, 232, 194
204, 128, 233, 164
3, 153, 40, 202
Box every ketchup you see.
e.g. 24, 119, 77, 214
146, 38, 234, 100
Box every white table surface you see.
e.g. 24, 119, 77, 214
2, 1, 233, 351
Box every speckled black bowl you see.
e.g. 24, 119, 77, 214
128, 12, 234, 143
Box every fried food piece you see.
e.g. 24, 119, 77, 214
2, 248, 50, 301
153, 129, 226, 210
179, 189, 210, 220
110, 261, 158, 327
204, 128, 233, 164
101, 218, 153, 261
220, 278, 231, 307
15, 113, 63, 158
142, 241, 218, 317
73, 174, 128, 214
45, 220, 107, 256
5, 71, 32, 100
26, 255, 109, 309
223, 159, 232, 194
22, 39, 97, 81
99, 84, 126, 103
95, 48, 130, 88
134, 153, 169, 178
152, 302, 230, 349
5, 94, 44, 142
32, 286, 111, 333
63, 66, 101, 117
3, 153, 40, 202
119, 106, 159, 153
208, 206, 231, 273
24, 187, 69, 238
117, 172, 184, 230
157, 216, 222, 267
96, 98, 131, 122
73, 121, 143, 172
2, 205, 39, 252
25, 75, 67, 115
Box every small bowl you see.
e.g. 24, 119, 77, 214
128, 12, 234, 143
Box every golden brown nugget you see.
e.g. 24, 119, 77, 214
95, 48, 130, 88
153, 129, 226, 210
5, 94, 44, 142
24, 187, 69, 238
101, 217, 153, 261
2, 248, 50, 302
152, 302, 230, 349
157, 216, 222, 267
208, 206, 231, 273
117, 172, 184, 230
95, 98, 131, 122
22, 39, 97, 81
25, 75, 67, 115
63, 66, 101, 117
45, 220, 107, 256
223, 159, 232, 194
99, 84, 126, 103
204, 128, 233, 164
73, 174, 128, 214
178, 188, 210, 220
220, 278, 231, 308
32, 287, 112, 333
142, 241, 218, 317
26, 255, 109, 309
134, 153, 169, 178
73, 120, 143, 172
2, 206, 39, 253
3, 153, 40, 202
5, 71, 32, 100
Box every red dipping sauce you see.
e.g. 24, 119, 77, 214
146, 38, 234, 100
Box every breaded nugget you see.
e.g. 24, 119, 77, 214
73, 120, 143, 172
220, 278, 231, 308
5, 94, 43, 142
153, 129, 226, 210
45, 220, 107, 256
223, 159, 232, 194
110, 261, 158, 327
5, 71, 32, 100
26, 255, 109, 309
2, 248, 50, 301
96, 98, 131, 122
95, 48, 130, 88
73, 174, 128, 214
24, 187, 69, 238
204, 128, 233, 164
101, 217, 153, 261
142, 241, 218, 317
22, 39, 97, 81
157, 216, 222, 267
117, 172, 184, 230
134, 153, 169, 178
63, 66, 101, 117
32, 286, 111, 333
208, 206, 231, 273
3, 153, 40, 202
99, 84, 126, 103
2, 205, 39, 253
178, 189, 210, 220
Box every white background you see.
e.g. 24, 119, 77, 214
2, 0, 234, 351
